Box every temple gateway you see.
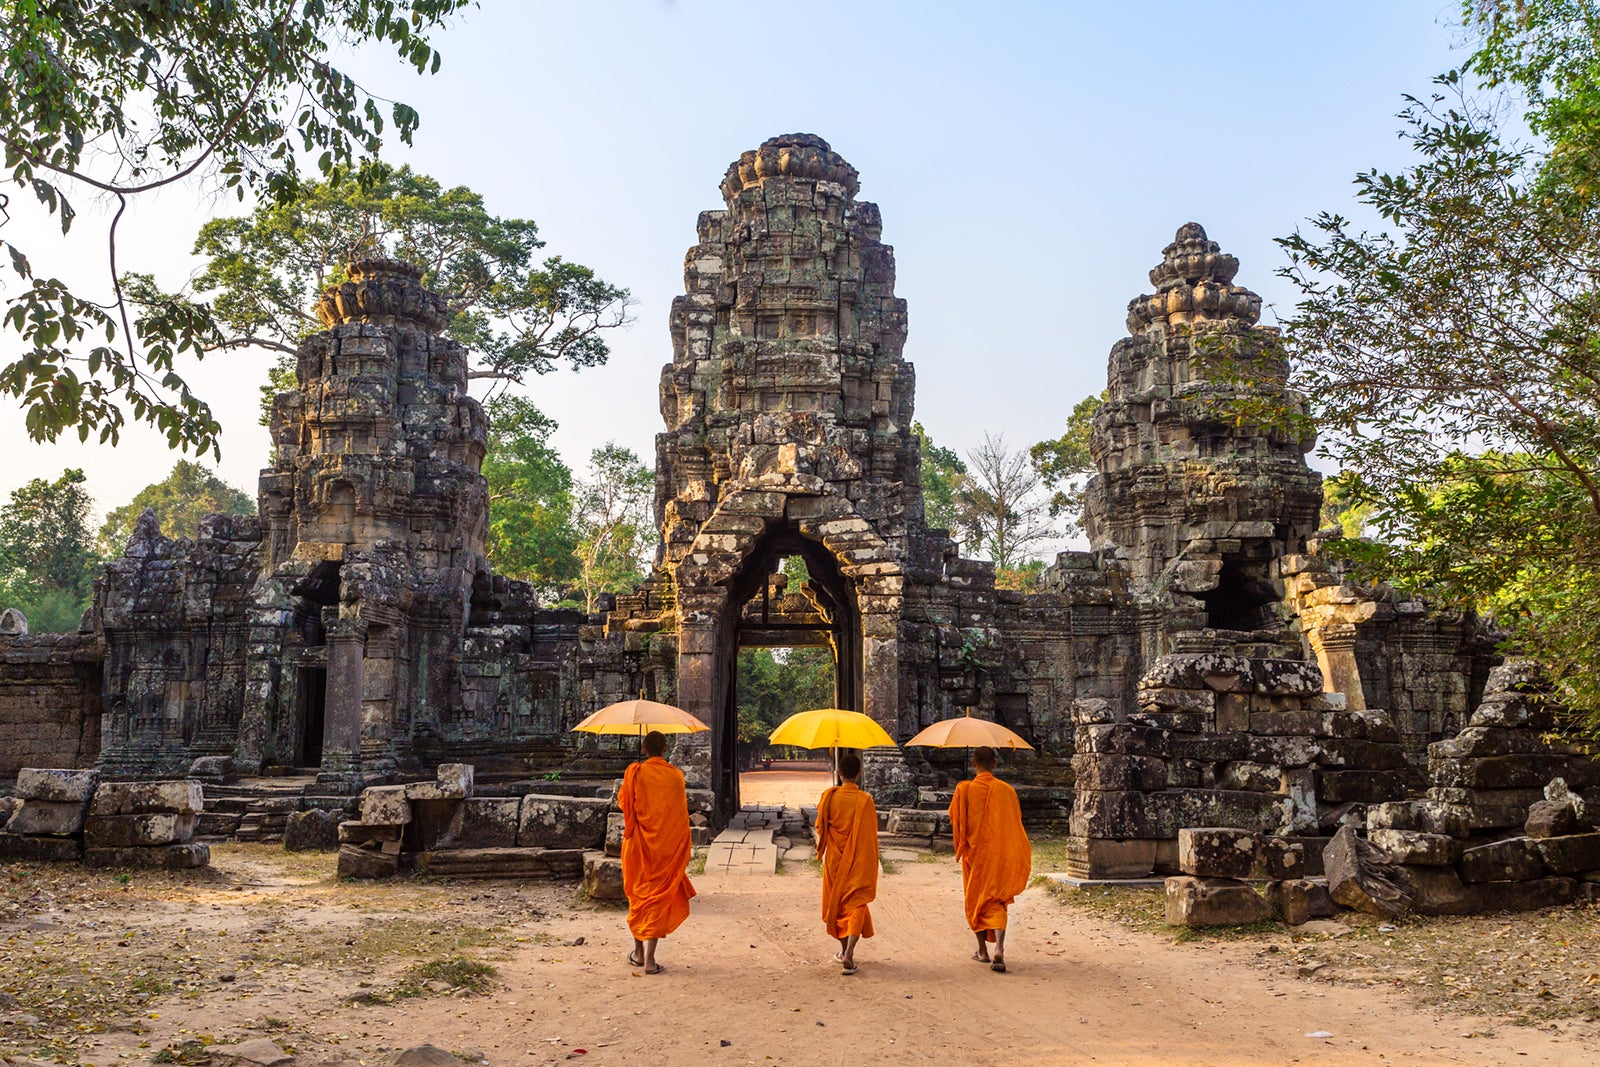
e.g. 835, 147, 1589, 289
0, 135, 1501, 877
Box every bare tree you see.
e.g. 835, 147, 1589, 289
955, 433, 1056, 569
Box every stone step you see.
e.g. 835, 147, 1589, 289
408, 847, 586, 879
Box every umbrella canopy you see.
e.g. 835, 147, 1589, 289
572, 699, 709, 735
905, 711, 1034, 750
768, 708, 897, 750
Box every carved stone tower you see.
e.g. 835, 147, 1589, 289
655, 134, 920, 812
1083, 224, 1322, 660
239, 259, 490, 784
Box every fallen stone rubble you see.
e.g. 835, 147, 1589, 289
1, 768, 209, 868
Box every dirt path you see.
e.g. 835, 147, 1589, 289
738, 769, 832, 810
4, 848, 1597, 1067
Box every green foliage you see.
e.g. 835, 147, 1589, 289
1, 0, 472, 455
482, 396, 580, 603
736, 645, 836, 748
1029, 392, 1103, 535
98, 460, 253, 557
913, 421, 967, 532
994, 558, 1046, 591
572, 443, 657, 612
1277, 11, 1600, 735
1320, 471, 1373, 538
164, 165, 631, 423
0, 469, 99, 632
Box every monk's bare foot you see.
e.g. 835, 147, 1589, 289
627, 950, 643, 967
991, 958, 1007, 973
840, 962, 858, 976
971, 950, 991, 963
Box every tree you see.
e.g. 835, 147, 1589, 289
137, 165, 633, 425
2, 1, 472, 456
954, 433, 1056, 570
1319, 471, 1373, 539
1274, 6, 1600, 733
1029, 392, 1103, 536
913, 421, 968, 532
572, 443, 657, 613
0, 469, 99, 632
482, 396, 580, 602
736, 644, 835, 764
98, 460, 254, 557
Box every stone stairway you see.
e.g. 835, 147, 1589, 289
702, 804, 813, 874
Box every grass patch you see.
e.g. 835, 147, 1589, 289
687, 849, 707, 876
1037, 879, 1170, 935
1029, 836, 1074, 873
878, 857, 901, 875
152, 1039, 215, 1064
398, 956, 498, 996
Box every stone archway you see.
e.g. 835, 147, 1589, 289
672, 483, 903, 822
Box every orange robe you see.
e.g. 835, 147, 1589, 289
618, 756, 697, 940
815, 781, 879, 940
949, 772, 1032, 940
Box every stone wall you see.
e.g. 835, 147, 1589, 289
0, 633, 103, 776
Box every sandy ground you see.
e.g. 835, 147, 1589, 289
4, 846, 1598, 1067
738, 769, 832, 810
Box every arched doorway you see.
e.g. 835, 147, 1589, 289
700, 524, 862, 821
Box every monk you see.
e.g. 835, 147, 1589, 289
814, 751, 878, 975
618, 730, 696, 974
949, 745, 1031, 973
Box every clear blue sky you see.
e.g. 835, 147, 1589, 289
2, 1, 1470, 529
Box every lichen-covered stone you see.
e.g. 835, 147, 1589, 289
1264, 878, 1335, 926
359, 786, 412, 826
89, 780, 203, 817
1459, 837, 1546, 883
452, 797, 521, 849
1177, 827, 1257, 879
6, 799, 89, 835
16, 768, 100, 803
517, 795, 609, 850
582, 850, 625, 901
1324, 826, 1412, 917
83, 843, 208, 869
1369, 828, 1458, 866
283, 809, 342, 851
0, 831, 84, 861
84, 812, 195, 849
1533, 833, 1600, 875
1164, 876, 1272, 927
338, 844, 400, 879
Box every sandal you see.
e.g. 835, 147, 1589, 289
627, 950, 643, 967
644, 963, 664, 975
971, 951, 991, 963
840, 963, 858, 976
991, 960, 1007, 973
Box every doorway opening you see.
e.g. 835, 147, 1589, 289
289, 560, 341, 769
712, 529, 859, 819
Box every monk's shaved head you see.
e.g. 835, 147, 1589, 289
838, 752, 862, 780
972, 746, 997, 771
643, 730, 667, 757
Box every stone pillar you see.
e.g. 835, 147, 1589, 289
1309, 623, 1366, 711
318, 622, 365, 788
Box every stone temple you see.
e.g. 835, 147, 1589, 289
0, 134, 1508, 876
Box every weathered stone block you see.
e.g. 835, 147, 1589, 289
517, 795, 609, 850
1525, 799, 1581, 839
1164, 876, 1272, 927
89, 780, 203, 816
16, 767, 100, 803
886, 808, 944, 836
1462, 877, 1575, 914
453, 797, 521, 849
338, 844, 399, 879
0, 830, 84, 861
1369, 829, 1458, 866
1071, 754, 1168, 792
1177, 827, 1257, 879
84, 812, 196, 849
283, 809, 341, 852
1532, 833, 1600, 875
1317, 770, 1407, 805
409, 846, 586, 879
1367, 800, 1468, 838
1324, 825, 1411, 917
1257, 837, 1305, 880
404, 763, 474, 801
338, 820, 402, 845
1459, 837, 1546, 883
83, 843, 209, 869
582, 850, 626, 901
5, 799, 88, 836
1061, 836, 1157, 879
187, 755, 235, 781
1264, 878, 1336, 925
1405, 865, 1472, 916
359, 785, 412, 826
605, 811, 625, 857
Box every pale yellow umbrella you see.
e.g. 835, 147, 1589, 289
572, 698, 709, 738
904, 710, 1034, 750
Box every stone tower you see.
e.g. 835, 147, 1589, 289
1083, 224, 1322, 659
655, 134, 920, 810
239, 259, 490, 784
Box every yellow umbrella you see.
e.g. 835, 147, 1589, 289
768, 708, 897, 750
905, 710, 1034, 750
572, 698, 710, 736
